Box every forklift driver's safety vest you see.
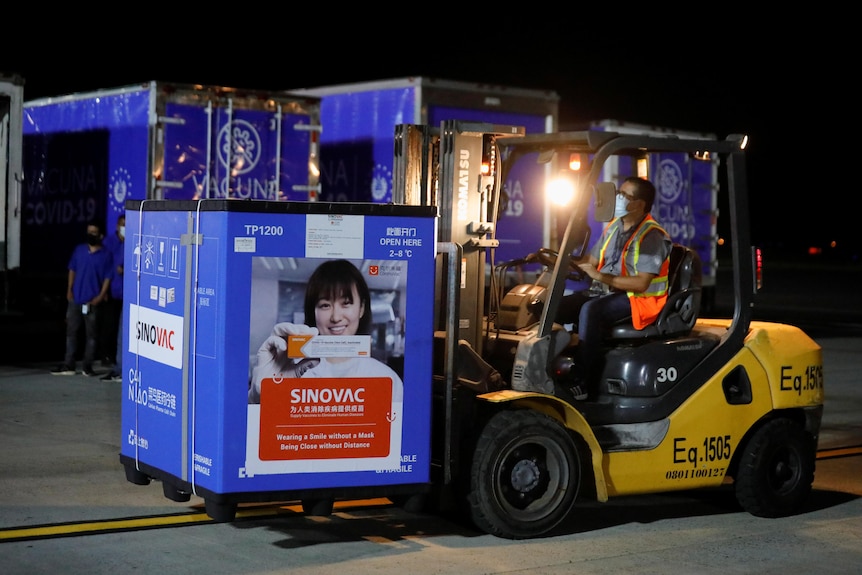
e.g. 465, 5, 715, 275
596, 215, 670, 330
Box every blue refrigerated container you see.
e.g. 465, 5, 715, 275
19, 82, 320, 318
293, 77, 559, 265
119, 199, 437, 519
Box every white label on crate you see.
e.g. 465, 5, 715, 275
305, 214, 364, 258
234, 237, 256, 252
128, 304, 184, 369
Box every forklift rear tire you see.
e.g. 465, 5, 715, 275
734, 418, 816, 518
468, 409, 580, 539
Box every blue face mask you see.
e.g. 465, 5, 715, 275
614, 193, 631, 218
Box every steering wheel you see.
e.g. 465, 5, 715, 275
535, 248, 584, 281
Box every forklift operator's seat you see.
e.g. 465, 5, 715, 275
607, 244, 702, 340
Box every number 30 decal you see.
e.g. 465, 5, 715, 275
657, 367, 678, 382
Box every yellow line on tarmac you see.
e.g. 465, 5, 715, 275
0, 507, 278, 542
817, 445, 862, 460
0, 498, 393, 543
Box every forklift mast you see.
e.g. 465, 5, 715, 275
393, 121, 524, 353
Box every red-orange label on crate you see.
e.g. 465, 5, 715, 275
258, 377, 393, 461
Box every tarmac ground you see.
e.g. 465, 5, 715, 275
0, 257, 860, 574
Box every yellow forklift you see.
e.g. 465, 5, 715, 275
393, 122, 823, 539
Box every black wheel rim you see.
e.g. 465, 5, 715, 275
492, 434, 571, 522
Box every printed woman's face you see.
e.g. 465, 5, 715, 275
314, 283, 365, 336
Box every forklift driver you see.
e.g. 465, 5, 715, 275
555, 176, 672, 400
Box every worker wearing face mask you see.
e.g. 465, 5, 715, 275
554, 176, 672, 400
52, 220, 113, 377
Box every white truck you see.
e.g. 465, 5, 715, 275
293, 77, 560, 266
11, 81, 321, 323
0, 74, 24, 313
292, 80, 719, 308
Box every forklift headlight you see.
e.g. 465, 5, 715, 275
547, 172, 576, 207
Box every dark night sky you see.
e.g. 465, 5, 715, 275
2, 14, 853, 259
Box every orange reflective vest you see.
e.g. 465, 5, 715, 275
596, 215, 670, 330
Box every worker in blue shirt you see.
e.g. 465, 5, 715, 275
52, 220, 113, 376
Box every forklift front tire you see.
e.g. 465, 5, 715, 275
468, 409, 580, 539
